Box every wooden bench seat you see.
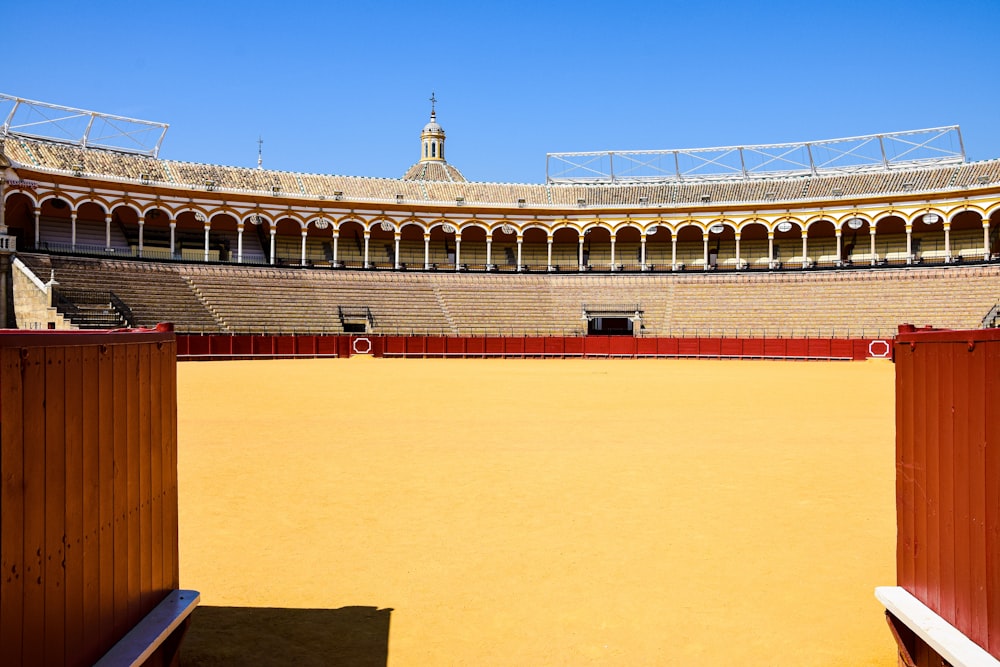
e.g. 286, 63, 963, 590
94, 589, 200, 667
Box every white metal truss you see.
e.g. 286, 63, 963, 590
546, 126, 965, 184
0, 94, 169, 157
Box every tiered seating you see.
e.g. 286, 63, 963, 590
182, 266, 452, 335
15, 252, 1000, 337
17, 253, 221, 332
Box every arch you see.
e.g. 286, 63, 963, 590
489, 223, 519, 271
76, 196, 111, 216
3, 191, 37, 247
871, 214, 907, 265
369, 215, 398, 234
739, 221, 770, 269
806, 219, 838, 267
208, 212, 240, 262
272, 216, 304, 266
836, 212, 873, 232
337, 219, 366, 268
771, 218, 803, 267
644, 224, 672, 271
551, 227, 580, 271
4, 187, 39, 208
521, 227, 548, 270
705, 220, 737, 270
948, 209, 988, 261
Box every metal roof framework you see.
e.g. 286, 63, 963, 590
546, 126, 966, 184
0, 93, 169, 157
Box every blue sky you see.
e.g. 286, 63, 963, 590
7, 0, 999, 184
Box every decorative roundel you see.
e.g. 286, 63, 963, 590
352, 337, 372, 355
868, 340, 891, 358
709, 224, 725, 234
776, 221, 794, 233
380, 220, 395, 232
922, 213, 941, 225
501, 223, 515, 235
194, 212, 207, 223
441, 223, 457, 233
313, 217, 330, 230
248, 214, 264, 225
648, 225, 661, 235
846, 217, 865, 230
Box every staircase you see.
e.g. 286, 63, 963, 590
52, 288, 134, 329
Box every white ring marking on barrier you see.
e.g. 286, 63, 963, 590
353, 337, 372, 355
868, 340, 890, 358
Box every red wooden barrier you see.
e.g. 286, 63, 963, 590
0, 328, 180, 666
888, 326, 1000, 662
175, 334, 888, 361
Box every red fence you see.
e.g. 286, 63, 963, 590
177, 334, 891, 361
892, 325, 1000, 661
0, 327, 180, 666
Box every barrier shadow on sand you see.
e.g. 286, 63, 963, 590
180, 605, 392, 666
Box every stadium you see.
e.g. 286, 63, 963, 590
0, 94, 998, 345
1, 92, 999, 666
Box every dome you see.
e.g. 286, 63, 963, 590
422, 112, 443, 135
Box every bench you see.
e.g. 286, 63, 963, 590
94, 589, 200, 667
875, 586, 1000, 667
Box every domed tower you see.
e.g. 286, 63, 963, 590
403, 93, 466, 182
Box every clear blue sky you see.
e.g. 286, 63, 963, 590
7, 0, 999, 184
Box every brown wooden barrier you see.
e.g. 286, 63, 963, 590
176, 334, 891, 361
0, 327, 179, 666
883, 326, 1000, 663
878, 327, 1000, 666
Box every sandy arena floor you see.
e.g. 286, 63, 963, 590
176, 357, 897, 666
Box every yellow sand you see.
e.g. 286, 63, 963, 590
177, 357, 897, 666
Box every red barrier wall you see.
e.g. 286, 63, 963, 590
893, 326, 1000, 661
175, 334, 892, 361
0, 328, 180, 666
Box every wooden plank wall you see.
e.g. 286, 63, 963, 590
0, 330, 178, 666
894, 328, 1000, 661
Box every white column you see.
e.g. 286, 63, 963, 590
269, 227, 276, 265
169, 221, 176, 256
905, 224, 913, 265
332, 231, 339, 266
944, 223, 951, 262
237, 223, 244, 263
486, 236, 492, 269
801, 233, 808, 269
394, 233, 401, 269
204, 224, 212, 262
138, 218, 145, 257
640, 234, 647, 271
835, 229, 842, 264
516, 236, 523, 271
671, 236, 677, 270
546, 237, 553, 271
702, 236, 709, 271
300, 229, 308, 265
424, 234, 430, 270
768, 233, 774, 268
869, 225, 876, 266
363, 230, 370, 268
610, 237, 617, 271
71, 212, 78, 248
105, 214, 112, 249
578, 237, 584, 270
34, 209, 41, 247
735, 234, 741, 269
455, 237, 462, 269
984, 219, 991, 259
